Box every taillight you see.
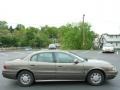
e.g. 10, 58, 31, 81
3, 65, 7, 69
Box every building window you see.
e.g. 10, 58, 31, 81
116, 43, 118, 46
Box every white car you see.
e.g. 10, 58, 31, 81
25, 47, 32, 51
48, 44, 56, 49
102, 44, 115, 53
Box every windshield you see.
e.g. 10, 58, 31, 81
69, 52, 87, 61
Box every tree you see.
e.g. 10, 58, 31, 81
59, 22, 95, 49
0, 21, 8, 30
41, 25, 59, 44
0, 35, 17, 47
8, 26, 14, 33
0, 20, 96, 49
30, 32, 49, 48
15, 24, 25, 30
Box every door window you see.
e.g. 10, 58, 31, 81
55, 52, 75, 63
37, 52, 53, 63
31, 52, 53, 63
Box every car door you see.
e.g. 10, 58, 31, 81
29, 52, 55, 80
54, 52, 84, 80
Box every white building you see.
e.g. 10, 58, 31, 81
99, 34, 120, 49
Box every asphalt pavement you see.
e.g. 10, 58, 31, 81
0, 50, 120, 90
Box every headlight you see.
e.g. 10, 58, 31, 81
102, 47, 107, 50
112, 67, 117, 71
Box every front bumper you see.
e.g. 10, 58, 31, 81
2, 71, 16, 79
106, 70, 118, 79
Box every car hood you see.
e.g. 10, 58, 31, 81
84, 59, 113, 67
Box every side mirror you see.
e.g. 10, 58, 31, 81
84, 58, 88, 61
74, 59, 79, 64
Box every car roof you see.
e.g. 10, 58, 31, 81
24, 50, 84, 62
32, 50, 69, 55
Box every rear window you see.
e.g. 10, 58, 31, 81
103, 44, 113, 47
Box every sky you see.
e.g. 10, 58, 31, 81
0, 0, 120, 34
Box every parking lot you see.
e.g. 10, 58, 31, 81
0, 50, 120, 90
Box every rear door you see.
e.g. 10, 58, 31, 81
54, 52, 84, 80
29, 52, 55, 80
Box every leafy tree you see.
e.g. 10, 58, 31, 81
8, 26, 14, 33
59, 22, 95, 49
41, 25, 58, 43
15, 24, 25, 30
30, 32, 49, 48
0, 21, 8, 30
0, 34, 17, 47
0, 20, 96, 49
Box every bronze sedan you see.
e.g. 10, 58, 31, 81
2, 50, 118, 86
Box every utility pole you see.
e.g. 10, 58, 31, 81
82, 14, 85, 47
83, 14, 85, 23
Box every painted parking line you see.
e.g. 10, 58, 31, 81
116, 51, 119, 55
98, 51, 102, 54
11, 51, 33, 55
0, 53, 8, 56
81, 51, 90, 53
11, 52, 25, 54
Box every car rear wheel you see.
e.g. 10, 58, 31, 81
17, 71, 34, 87
87, 70, 105, 86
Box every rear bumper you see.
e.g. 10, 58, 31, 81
2, 71, 16, 79
102, 48, 115, 53
102, 50, 115, 53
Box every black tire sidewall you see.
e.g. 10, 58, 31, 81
17, 71, 34, 87
87, 70, 105, 86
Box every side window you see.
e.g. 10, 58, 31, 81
55, 52, 75, 63
37, 52, 53, 63
31, 54, 38, 61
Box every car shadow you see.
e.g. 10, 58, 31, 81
7, 80, 115, 88
34, 81, 86, 86
32, 81, 112, 87
102, 52, 115, 54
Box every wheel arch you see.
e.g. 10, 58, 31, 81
85, 68, 106, 81
16, 69, 35, 79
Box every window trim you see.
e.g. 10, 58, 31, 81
30, 53, 38, 61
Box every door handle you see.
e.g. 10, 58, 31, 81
58, 66, 62, 67
30, 65, 35, 66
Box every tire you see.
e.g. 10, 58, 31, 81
17, 71, 34, 87
87, 70, 105, 86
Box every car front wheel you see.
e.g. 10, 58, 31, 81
17, 71, 34, 87
87, 70, 105, 86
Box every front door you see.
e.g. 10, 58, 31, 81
54, 52, 84, 80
